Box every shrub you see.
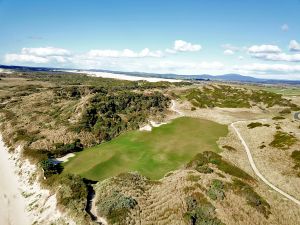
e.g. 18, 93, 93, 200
52, 139, 83, 157
272, 116, 285, 120
222, 145, 236, 151
269, 131, 297, 150
291, 150, 300, 169
279, 108, 291, 115
55, 174, 90, 223
40, 159, 63, 178
97, 191, 137, 224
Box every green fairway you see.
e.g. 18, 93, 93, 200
262, 87, 300, 96
63, 117, 227, 180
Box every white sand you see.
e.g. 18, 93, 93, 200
70, 70, 183, 83
0, 69, 13, 74
55, 153, 75, 163
149, 120, 168, 127
0, 136, 75, 225
139, 120, 170, 132
0, 137, 31, 225
139, 124, 152, 131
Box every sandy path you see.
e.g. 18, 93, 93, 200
231, 121, 300, 206
0, 137, 31, 225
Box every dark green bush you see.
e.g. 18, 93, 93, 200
40, 159, 63, 178
53, 139, 83, 157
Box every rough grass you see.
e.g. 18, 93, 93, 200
186, 151, 253, 180
229, 178, 271, 218
63, 117, 228, 180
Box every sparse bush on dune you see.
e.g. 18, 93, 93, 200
247, 122, 270, 129
228, 179, 271, 218
96, 191, 138, 224
269, 131, 297, 150
184, 192, 225, 225
222, 145, 236, 151
291, 151, 300, 176
272, 116, 285, 120
279, 108, 291, 115
207, 179, 225, 201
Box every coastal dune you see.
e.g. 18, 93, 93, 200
0, 137, 31, 225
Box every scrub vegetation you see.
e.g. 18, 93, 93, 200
181, 84, 300, 110
1, 71, 297, 224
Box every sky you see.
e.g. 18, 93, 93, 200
1, 0, 300, 79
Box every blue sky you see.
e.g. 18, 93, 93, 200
1, 0, 300, 79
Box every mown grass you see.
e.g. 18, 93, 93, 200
63, 117, 227, 180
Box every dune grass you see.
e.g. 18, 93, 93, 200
63, 117, 227, 180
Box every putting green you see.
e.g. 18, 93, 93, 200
63, 117, 227, 180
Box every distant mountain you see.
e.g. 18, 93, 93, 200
196, 74, 265, 82
1, 64, 300, 85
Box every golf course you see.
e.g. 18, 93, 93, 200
63, 117, 228, 180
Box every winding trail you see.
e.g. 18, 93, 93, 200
231, 121, 300, 206
170, 100, 300, 206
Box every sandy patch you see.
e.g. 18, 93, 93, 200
55, 153, 75, 163
139, 120, 170, 132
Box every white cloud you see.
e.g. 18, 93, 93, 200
248, 45, 281, 53
5, 54, 49, 64
251, 52, 300, 62
165, 48, 177, 54
234, 63, 300, 74
221, 44, 240, 51
224, 49, 234, 55
4, 47, 72, 64
281, 24, 289, 31
21, 47, 71, 57
87, 48, 163, 58
173, 40, 202, 52
289, 40, 300, 52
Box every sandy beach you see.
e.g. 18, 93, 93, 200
0, 137, 31, 225
68, 70, 183, 83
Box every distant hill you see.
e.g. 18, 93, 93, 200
1, 64, 300, 85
